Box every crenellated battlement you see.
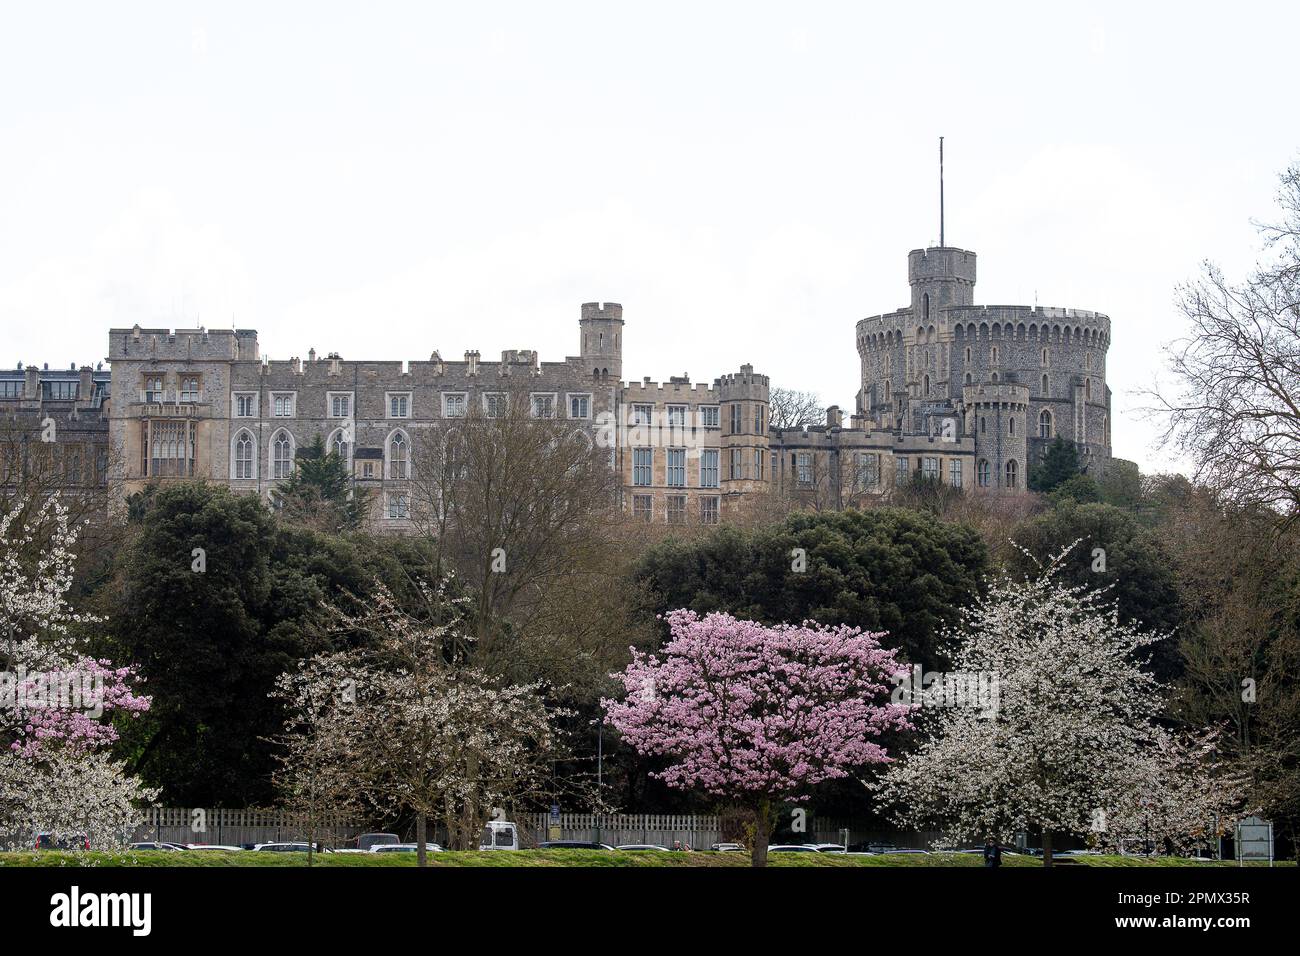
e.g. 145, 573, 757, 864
109, 326, 258, 362
581, 302, 624, 323
622, 378, 720, 400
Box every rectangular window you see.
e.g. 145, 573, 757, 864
701, 406, 720, 428
362, 461, 375, 479
856, 453, 880, 490
485, 393, 507, 418
569, 394, 591, 419
42, 379, 75, 400
387, 493, 409, 519
666, 405, 686, 427
179, 378, 200, 403
754, 405, 763, 434
949, 459, 963, 488
329, 393, 352, 419
701, 496, 719, 525
632, 404, 653, 426
797, 452, 813, 486
666, 448, 686, 487
633, 448, 653, 486
144, 377, 164, 403
896, 457, 910, 483
632, 494, 652, 521
444, 393, 467, 418
272, 393, 295, 417
234, 393, 257, 418
666, 495, 687, 524
730, 404, 742, 434
730, 448, 743, 481
531, 393, 555, 419
144, 420, 195, 478
700, 448, 719, 488
388, 393, 410, 418
922, 457, 940, 481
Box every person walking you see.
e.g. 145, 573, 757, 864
983, 837, 1002, 868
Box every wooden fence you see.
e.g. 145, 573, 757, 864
131, 808, 941, 851
525, 813, 724, 849
134, 808, 363, 848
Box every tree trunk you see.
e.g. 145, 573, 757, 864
1042, 830, 1053, 868
751, 798, 772, 868
416, 813, 427, 868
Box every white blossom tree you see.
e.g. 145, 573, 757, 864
273, 579, 580, 864
874, 543, 1244, 865
0, 496, 156, 851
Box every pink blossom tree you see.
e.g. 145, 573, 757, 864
603, 609, 912, 866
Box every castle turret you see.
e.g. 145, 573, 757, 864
908, 247, 976, 324
717, 364, 771, 494
579, 302, 623, 383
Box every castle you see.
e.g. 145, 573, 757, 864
1, 239, 1113, 524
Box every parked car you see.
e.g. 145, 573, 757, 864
616, 844, 671, 851
768, 844, 821, 852
127, 842, 187, 851
537, 841, 615, 850
252, 842, 320, 852
711, 842, 746, 852
480, 821, 519, 850
186, 844, 243, 851
35, 833, 89, 850
370, 843, 443, 853
881, 847, 931, 855
811, 843, 847, 853
849, 842, 898, 854
350, 832, 401, 851
953, 845, 1021, 856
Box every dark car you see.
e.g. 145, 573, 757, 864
536, 841, 615, 850
848, 842, 899, 854
35, 833, 89, 850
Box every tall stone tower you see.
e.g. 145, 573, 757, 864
908, 247, 977, 324
579, 302, 623, 383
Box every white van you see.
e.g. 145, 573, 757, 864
480, 821, 519, 850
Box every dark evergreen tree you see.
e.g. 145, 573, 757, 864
1029, 436, 1084, 493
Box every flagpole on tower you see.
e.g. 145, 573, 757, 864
939, 136, 945, 248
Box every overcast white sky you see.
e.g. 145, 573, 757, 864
2, 1, 1296, 473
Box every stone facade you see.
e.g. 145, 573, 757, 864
7, 239, 1114, 521
0, 363, 112, 492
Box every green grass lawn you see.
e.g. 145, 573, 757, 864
0, 849, 1288, 868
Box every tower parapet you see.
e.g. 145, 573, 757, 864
908, 247, 976, 322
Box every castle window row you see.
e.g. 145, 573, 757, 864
630, 493, 720, 525
631, 447, 735, 488
227, 389, 595, 421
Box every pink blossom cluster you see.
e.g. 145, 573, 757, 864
604, 610, 913, 800
9, 659, 151, 759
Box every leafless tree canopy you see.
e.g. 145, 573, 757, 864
767, 387, 825, 431
406, 377, 650, 698
1152, 162, 1300, 518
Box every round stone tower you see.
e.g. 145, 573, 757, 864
963, 382, 1030, 492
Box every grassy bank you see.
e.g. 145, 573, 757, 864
0, 849, 1288, 868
